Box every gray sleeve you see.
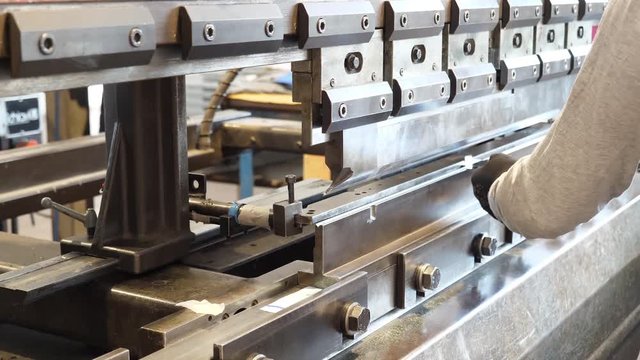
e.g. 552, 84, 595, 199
488, 0, 640, 239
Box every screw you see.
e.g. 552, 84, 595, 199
554, 5, 560, 15
434, 12, 441, 24
460, 80, 468, 91
588, 3, 593, 12
440, 84, 446, 96
463, 10, 470, 22
371, 72, 377, 81
514, 8, 520, 18
339, 103, 348, 118
411, 46, 423, 63
129, 28, 143, 47
264, 20, 275, 37
285, 174, 296, 204
379, 96, 387, 109
330, 78, 336, 87
203, 24, 216, 41
572, 4, 577, 13
415, 263, 441, 292
361, 15, 370, 30
399, 68, 405, 76
342, 302, 371, 337
400, 13, 408, 27
535, 6, 541, 17
317, 18, 326, 33
545, 63, 551, 73
346, 54, 360, 71
511, 69, 517, 80
38, 33, 55, 55
432, 63, 438, 71
490, 9, 496, 19
487, 75, 494, 86
533, 65, 538, 76
407, 90, 414, 102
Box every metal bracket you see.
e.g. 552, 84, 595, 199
501, 0, 543, 29
297, 1, 375, 49
568, 44, 590, 73
542, 0, 579, 24
537, 49, 572, 81
321, 82, 393, 133
179, 4, 284, 59
450, 0, 500, 34
383, 0, 445, 41
448, 63, 496, 102
578, 0, 607, 20
392, 72, 450, 115
8, 7, 155, 77
499, 55, 541, 90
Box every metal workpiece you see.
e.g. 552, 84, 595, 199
537, 49, 572, 81
500, 0, 543, 28
447, 63, 497, 102
392, 72, 451, 115
499, 55, 541, 90
335, 181, 640, 360
542, 0, 579, 24
450, 0, 500, 34
578, 0, 607, 20
297, 1, 375, 49
179, 4, 284, 59
321, 82, 393, 133
383, 0, 445, 41
7, 7, 156, 77
568, 44, 591, 73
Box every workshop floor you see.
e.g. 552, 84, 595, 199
11, 182, 271, 241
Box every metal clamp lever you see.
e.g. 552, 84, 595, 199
41, 197, 97, 238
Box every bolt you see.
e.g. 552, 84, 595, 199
514, 8, 520, 18
415, 263, 441, 292
342, 302, 371, 336
400, 13, 408, 27
475, 234, 498, 258
407, 90, 414, 102
463, 10, 470, 22
535, 6, 541, 17
285, 174, 296, 204
361, 15, 370, 30
129, 28, 143, 47
330, 78, 336, 87
511, 69, 517, 80
346, 54, 360, 71
38, 33, 55, 55
379, 96, 387, 109
554, 5, 560, 15
487, 75, 494, 86
264, 20, 275, 37
434, 11, 441, 24
203, 23, 216, 41
317, 18, 326, 33
460, 80, 468, 92
339, 103, 348, 118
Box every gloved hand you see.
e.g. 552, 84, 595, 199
471, 154, 516, 218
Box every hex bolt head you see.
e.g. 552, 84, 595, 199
342, 302, 371, 336
480, 235, 498, 256
203, 23, 216, 41
415, 263, 441, 292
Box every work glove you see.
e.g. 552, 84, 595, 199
471, 154, 516, 219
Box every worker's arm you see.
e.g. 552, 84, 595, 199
476, 0, 640, 239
